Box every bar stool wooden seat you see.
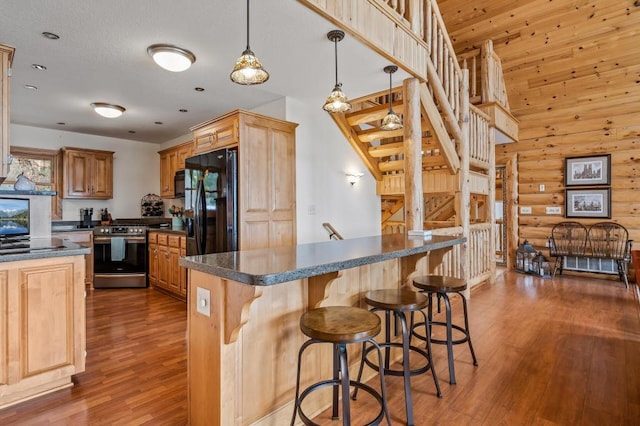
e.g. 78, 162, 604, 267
412, 275, 478, 385
356, 288, 441, 426
291, 306, 391, 426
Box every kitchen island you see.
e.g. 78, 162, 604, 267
180, 233, 465, 426
0, 239, 90, 409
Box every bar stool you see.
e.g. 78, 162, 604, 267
291, 306, 391, 426
355, 288, 441, 426
412, 275, 478, 385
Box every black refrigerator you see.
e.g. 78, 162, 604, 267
184, 148, 238, 256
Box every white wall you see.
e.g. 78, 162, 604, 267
10, 124, 160, 221
285, 96, 381, 243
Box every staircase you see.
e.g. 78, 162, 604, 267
298, 0, 517, 288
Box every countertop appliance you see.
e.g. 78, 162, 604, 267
184, 148, 238, 256
93, 224, 148, 288
174, 170, 185, 198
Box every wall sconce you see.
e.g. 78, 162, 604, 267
345, 172, 364, 186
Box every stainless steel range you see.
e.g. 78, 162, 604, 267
93, 224, 148, 288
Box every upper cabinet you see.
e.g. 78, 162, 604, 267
61, 147, 114, 199
0, 44, 15, 183
158, 140, 192, 198
192, 114, 239, 155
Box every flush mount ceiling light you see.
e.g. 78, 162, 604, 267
323, 30, 351, 114
230, 0, 269, 85
147, 44, 196, 72
91, 103, 125, 118
380, 65, 403, 131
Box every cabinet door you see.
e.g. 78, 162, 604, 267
148, 241, 158, 285
91, 152, 113, 198
177, 143, 193, 170
179, 236, 187, 297
160, 150, 178, 198
64, 150, 92, 197
193, 116, 239, 155
157, 245, 170, 290
0, 45, 14, 180
167, 246, 181, 293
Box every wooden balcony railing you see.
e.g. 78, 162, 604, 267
458, 40, 510, 110
469, 105, 491, 170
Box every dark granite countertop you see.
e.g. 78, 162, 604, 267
148, 228, 186, 235
179, 233, 465, 286
0, 238, 91, 263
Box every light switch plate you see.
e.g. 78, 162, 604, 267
520, 206, 532, 214
546, 206, 562, 215
196, 287, 211, 317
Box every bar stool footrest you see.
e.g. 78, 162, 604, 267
296, 379, 385, 426
363, 342, 431, 377
429, 321, 472, 346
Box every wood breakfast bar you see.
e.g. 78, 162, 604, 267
180, 233, 466, 426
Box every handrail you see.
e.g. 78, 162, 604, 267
322, 223, 344, 240
459, 40, 510, 110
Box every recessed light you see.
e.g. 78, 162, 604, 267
128, 130, 136, 134
42, 32, 60, 40
24, 85, 38, 90
57, 122, 66, 126
91, 103, 125, 118
147, 44, 196, 72
194, 87, 205, 92
154, 121, 163, 125
31, 64, 47, 71
179, 109, 188, 113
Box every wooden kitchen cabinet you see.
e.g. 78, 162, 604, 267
158, 140, 192, 198
0, 255, 86, 409
61, 147, 114, 199
0, 44, 14, 182
191, 110, 298, 250
148, 231, 187, 301
51, 231, 94, 287
191, 114, 239, 155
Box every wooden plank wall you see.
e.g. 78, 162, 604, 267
439, 0, 640, 257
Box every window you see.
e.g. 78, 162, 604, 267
0, 147, 62, 219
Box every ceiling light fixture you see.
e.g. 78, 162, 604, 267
230, 0, 269, 85
380, 65, 403, 131
31, 64, 47, 71
322, 30, 351, 113
91, 103, 125, 118
42, 32, 60, 40
23, 85, 38, 90
147, 44, 196, 72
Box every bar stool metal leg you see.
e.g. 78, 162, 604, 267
460, 293, 478, 367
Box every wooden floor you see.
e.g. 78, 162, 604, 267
0, 272, 638, 425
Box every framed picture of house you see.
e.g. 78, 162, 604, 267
565, 188, 611, 218
565, 154, 611, 186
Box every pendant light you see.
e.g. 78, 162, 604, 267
230, 0, 269, 85
322, 30, 352, 113
380, 65, 403, 130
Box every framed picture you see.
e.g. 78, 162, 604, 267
565, 154, 611, 186
565, 188, 611, 218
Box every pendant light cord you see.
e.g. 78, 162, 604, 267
334, 39, 339, 86
246, 0, 251, 50
388, 72, 393, 113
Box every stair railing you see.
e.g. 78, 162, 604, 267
322, 223, 344, 240
459, 40, 510, 110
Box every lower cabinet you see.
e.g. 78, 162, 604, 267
148, 231, 187, 301
0, 255, 86, 409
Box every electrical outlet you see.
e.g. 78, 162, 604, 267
520, 206, 532, 214
196, 287, 211, 317
546, 206, 562, 215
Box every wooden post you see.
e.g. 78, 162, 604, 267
481, 40, 494, 104
403, 77, 423, 231
458, 69, 471, 295
488, 113, 497, 284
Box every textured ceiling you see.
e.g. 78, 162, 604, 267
0, 0, 409, 144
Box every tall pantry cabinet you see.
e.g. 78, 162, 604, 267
190, 109, 297, 250
0, 44, 15, 182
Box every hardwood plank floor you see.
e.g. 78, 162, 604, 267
0, 272, 638, 425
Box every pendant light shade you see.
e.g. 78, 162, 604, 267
380, 65, 403, 131
147, 44, 196, 72
323, 30, 351, 113
91, 103, 125, 118
230, 0, 269, 85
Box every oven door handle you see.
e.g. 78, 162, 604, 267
94, 236, 147, 243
